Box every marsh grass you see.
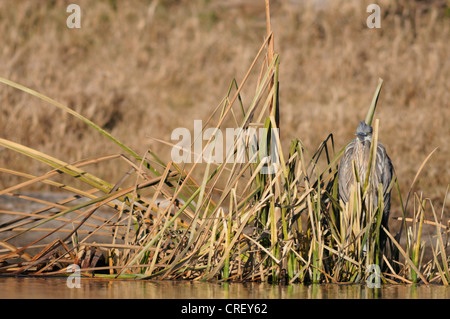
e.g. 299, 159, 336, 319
0, 3, 448, 285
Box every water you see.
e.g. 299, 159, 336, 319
0, 277, 448, 299
1, 194, 449, 300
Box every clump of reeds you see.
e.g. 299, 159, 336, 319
0, 2, 448, 285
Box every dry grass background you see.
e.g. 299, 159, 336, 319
0, 0, 448, 220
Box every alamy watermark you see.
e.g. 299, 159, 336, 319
366, 4, 381, 29
366, 264, 381, 288
65, 260, 381, 289
64, 3, 380, 30
171, 120, 280, 174
66, 264, 81, 288
66, 4, 81, 29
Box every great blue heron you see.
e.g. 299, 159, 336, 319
338, 121, 394, 244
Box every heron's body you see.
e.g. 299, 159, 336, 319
338, 121, 394, 229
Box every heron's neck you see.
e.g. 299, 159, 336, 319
357, 135, 372, 143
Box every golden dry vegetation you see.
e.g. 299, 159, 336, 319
0, 0, 448, 215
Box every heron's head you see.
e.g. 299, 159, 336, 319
355, 121, 372, 141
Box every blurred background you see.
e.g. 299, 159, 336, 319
0, 0, 448, 218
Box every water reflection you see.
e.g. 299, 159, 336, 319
0, 277, 448, 299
